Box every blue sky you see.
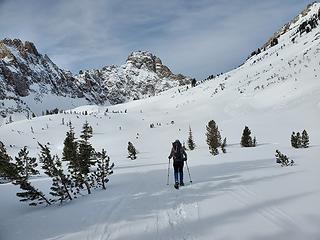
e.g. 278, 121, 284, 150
0, 0, 313, 79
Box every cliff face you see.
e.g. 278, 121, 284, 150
0, 39, 80, 98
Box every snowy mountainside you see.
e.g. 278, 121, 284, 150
0, 40, 190, 122
261, 1, 320, 51
200, 2, 320, 110
0, 3, 320, 240
0, 39, 94, 119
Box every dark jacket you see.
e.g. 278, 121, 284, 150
169, 140, 187, 162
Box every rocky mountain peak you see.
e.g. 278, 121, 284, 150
126, 51, 159, 70
0, 38, 40, 59
126, 50, 182, 79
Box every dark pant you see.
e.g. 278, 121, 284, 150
173, 161, 184, 183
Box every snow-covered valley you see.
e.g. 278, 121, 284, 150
1, 2, 320, 240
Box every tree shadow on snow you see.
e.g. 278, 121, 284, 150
103, 158, 314, 240
6, 157, 313, 240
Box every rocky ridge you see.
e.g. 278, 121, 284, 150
0, 40, 190, 119
75, 51, 190, 104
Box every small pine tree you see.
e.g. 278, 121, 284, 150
15, 146, 39, 179
62, 122, 78, 163
32, 113, 36, 118
66, 121, 94, 195
221, 137, 227, 153
291, 132, 297, 148
0, 141, 14, 179
296, 132, 302, 148
275, 150, 294, 167
68, 159, 92, 195
78, 121, 94, 173
187, 126, 196, 150
39, 143, 73, 204
15, 178, 52, 206
128, 142, 137, 160
206, 120, 222, 156
301, 130, 309, 148
241, 126, 253, 147
94, 149, 114, 190
0, 142, 51, 206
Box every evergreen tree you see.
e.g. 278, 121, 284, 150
206, 120, 221, 156
14, 177, 51, 206
67, 121, 94, 195
94, 149, 114, 190
221, 137, 227, 153
301, 130, 309, 148
0, 142, 51, 206
128, 142, 137, 160
187, 126, 196, 150
291, 132, 297, 148
78, 121, 94, 173
275, 150, 294, 167
15, 146, 39, 179
68, 157, 92, 195
0, 141, 15, 179
296, 132, 302, 148
39, 143, 73, 203
62, 122, 78, 163
241, 126, 253, 147
32, 113, 36, 118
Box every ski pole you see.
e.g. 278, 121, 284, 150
185, 161, 192, 183
166, 158, 170, 185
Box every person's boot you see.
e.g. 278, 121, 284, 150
180, 182, 184, 186
174, 182, 179, 189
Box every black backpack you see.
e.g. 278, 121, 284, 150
173, 141, 183, 161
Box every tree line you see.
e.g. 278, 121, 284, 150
187, 121, 309, 167
0, 121, 114, 206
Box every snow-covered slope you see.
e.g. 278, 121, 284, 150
0, 2, 320, 240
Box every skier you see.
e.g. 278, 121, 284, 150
168, 140, 187, 189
